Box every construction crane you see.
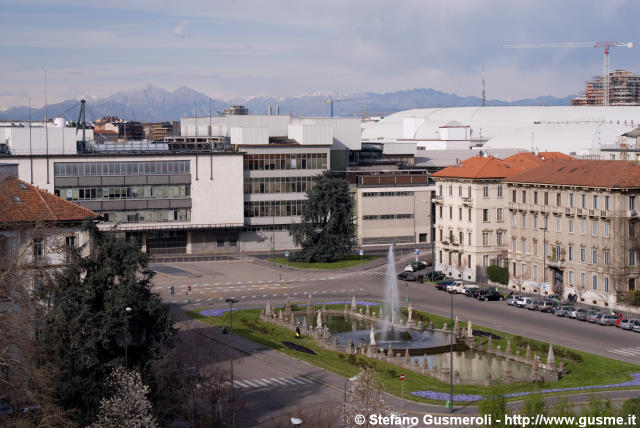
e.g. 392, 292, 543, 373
323, 96, 368, 117
503, 41, 634, 105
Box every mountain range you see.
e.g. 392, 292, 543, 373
0, 85, 575, 122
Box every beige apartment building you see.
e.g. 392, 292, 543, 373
351, 172, 431, 247
505, 159, 640, 309
431, 155, 520, 282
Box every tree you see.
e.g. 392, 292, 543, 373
291, 171, 355, 262
478, 381, 508, 427
38, 222, 174, 424
343, 368, 392, 427
91, 367, 157, 428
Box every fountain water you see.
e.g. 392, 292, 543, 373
383, 245, 400, 328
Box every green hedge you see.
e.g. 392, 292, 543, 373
488, 265, 509, 285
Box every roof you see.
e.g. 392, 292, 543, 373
431, 155, 524, 179
0, 176, 98, 225
505, 159, 640, 188
502, 151, 573, 170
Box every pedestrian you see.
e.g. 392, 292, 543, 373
295, 323, 301, 339
170, 286, 175, 295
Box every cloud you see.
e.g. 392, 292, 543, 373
171, 21, 188, 37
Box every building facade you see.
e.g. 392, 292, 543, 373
505, 159, 640, 309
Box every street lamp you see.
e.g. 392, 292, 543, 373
449, 291, 453, 413
124, 306, 132, 368
540, 223, 547, 297
225, 298, 238, 428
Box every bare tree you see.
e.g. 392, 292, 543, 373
343, 368, 394, 428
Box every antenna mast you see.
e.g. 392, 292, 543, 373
482, 66, 486, 107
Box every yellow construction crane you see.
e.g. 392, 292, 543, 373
503, 41, 634, 105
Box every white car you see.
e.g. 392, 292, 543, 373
516, 297, 532, 308
447, 281, 466, 294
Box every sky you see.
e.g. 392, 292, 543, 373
0, 0, 639, 109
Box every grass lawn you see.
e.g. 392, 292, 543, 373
188, 304, 640, 405
270, 254, 378, 269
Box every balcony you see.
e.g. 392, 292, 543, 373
628, 210, 639, 218
508, 202, 515, 210
433, 195, 443, 204
546, 256, 566, 268
552, 206, 561, 215
529, 204, 538, 212
601, 210, 611, 218
576, 208, 586, 217
565, 207, 572, 216
462, 197, 473, 206
588, 209, 597, 217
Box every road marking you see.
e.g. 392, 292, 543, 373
277, 377, 296, 385
233, 380, 251, 388
270, 378, 289, 385
250, 379, 270, 387
610, 347, 640, 356
240, 379, 262, 388
251, 295, 257, 298
241, 296, 246, 299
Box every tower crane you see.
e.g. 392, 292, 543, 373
503, 41, 634, 105
323, 96, 368, 117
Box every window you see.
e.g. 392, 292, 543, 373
468, 209, 471, 222
630, 277, 636, 292
439, 229, 443, 241
544, 216, 549, 230
581, 194, 586, 209
580, 220, 586, 234
605, 196, 610, 210
512, 262, 517, 275
630, 222, 636, 238
439, 250, 442, 264
604, 250, 610, 266
593, 195, 599, 209
556, 218, 561, 232
217, 240, 225, 247
483, 255, 488, 267
497, 231, 503, 245
555, 244, 561, 261
449, 185, 453, 196
522, 190, 527, 203
533, 265, 538, 281
568, 246, 574, 261
468, 255, 471, 268
580, 247, 586, 263
592, 275, 598, 291
630, 196, 636, 211
533, 215, 538, 229
556, 193, 561, 206
459, 207, 462, 220
65, 236, 76, 247
522, 238, 527, 254
592, 221, 598, 236
512, 214, 517, 227
513, 238, 517, 253
419, 233, 427, 243
534, 191, 538, 204
468, 186, 472, 198
459, 231, 464, 245
544, 243, 549, 258
439, 184, 443, 196
483, 232, 489, 246
569, 193, 574, 207
483, 186, 489, 197
592, 249, 598, 264
522, 263, 527, 278
533, 240, 538, 255
580, 272, 585, 286
449, 206, 453, 219
458, 185, 462, 196
512, 189, 517, 202
544, 192, 549, 205
497, 185, 503, 198
439, 206, 442, 219
33, 238, 43, 260
569, 271, 574, 285
569, 219, 574, 233
497, 208, 503, 221
521, 214, 526, 228
605, 277, 609, 293
468, 233, 472, 246
630, 250, 637, 267
604, 222, 610, 237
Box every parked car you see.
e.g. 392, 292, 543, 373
621, 319, 638, 331
477, 289, 505, 302
633, 321, 640, 333
527, 300, 542, 310
447, 281, 466, 294
435, 279, 454, 291
554, 305, 574, 317
397, 271, 418, 281
576, 309, 595, 321
568, 308, 588, 319
539, 300, 560, 313
404, 261, 427, 272
590, 313, 605, 324
506, 294, 520, 306
463, 284, 480, 296
425, 271, 446, 282
516, 297, 532, 308
598, 314, 618, 326
616, 316, 625, 328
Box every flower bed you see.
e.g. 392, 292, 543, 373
411, 372, 640, 402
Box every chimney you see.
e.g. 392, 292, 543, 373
276, 105, 280, 115
268, 105, 272, 116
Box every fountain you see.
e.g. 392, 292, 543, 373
383, 245, 400, 328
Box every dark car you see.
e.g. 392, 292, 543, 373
425, 271, 446, 282
476, 289, 505, 302
397, 271, 418, 281
435, 279, 454, 291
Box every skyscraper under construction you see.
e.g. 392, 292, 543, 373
572, 70, 640, 105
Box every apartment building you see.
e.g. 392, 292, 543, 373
505, 159, 640, 309
431, 155, 522, 282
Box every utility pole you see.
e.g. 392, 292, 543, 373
225, 298, 238, 428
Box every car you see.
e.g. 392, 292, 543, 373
527, 299, 542, 310
577, 309, 596, 321
404, 261, 427, 272
554, 305, 574, 317
0, 400, 13, 416
621, 319, 639, 330
506, 294, 520, 305
463, 284, 480, 296
425, 271, 446, 282
568, 308, 588, 319
539, 300, 560, 313
435, 279, 454, 291
397, 271, 418, 281
598, 314, 618, 326
616, 316, 625, 328
447, 281, 466, 294
633, 321, 640, 333
516, 297, 532, 308
477, 289, 505, 302
590, 313, 605, 324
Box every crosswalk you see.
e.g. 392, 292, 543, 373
609, 347, 640, 357
232, 376, 314, 389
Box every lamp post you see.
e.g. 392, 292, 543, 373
225, 298, 238, 428
540, 223, 547, 297
449, 291, 453, 413
124, 306, 132, 368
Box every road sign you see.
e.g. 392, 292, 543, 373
359, 249, 364, 256
400, 373, 405, 381
415, 249, 419, 255
285, 250, 289, 257
542, 284, 546, 290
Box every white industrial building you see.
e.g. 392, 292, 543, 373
362, 106, 640, 157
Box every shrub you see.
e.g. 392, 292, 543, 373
488, 265, 509, 285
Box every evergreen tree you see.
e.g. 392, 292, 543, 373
39, 223, 174, 424
291, 171, 355, 262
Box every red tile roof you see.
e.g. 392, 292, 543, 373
505, 159, 640, 188
431, 155, 525, 179
0, 176, 98, 225
503, 152, 573, 170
